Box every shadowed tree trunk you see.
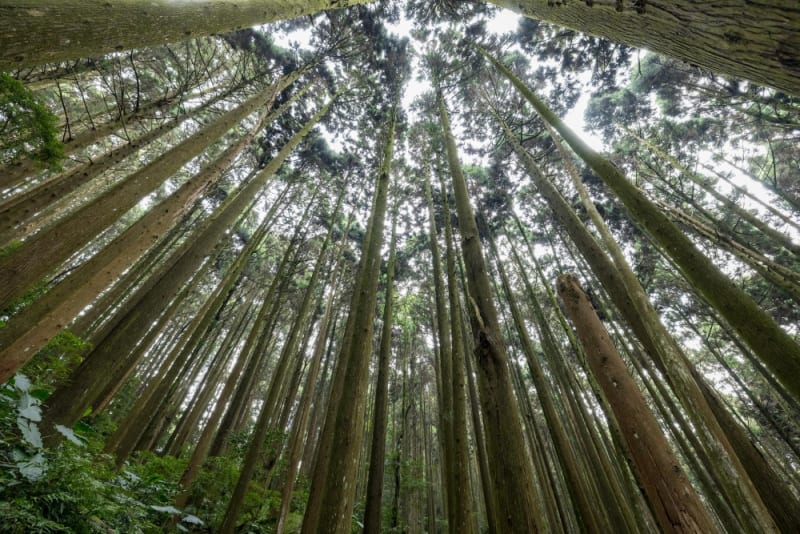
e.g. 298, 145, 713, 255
363, 208, 397, 534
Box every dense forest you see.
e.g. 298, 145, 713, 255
1, 1, 799, 532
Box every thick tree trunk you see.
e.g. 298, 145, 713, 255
487, 0, 800, 96
557, 274, 716, 534
0, 0, 372, 69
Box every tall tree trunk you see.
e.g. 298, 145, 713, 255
0, 87, 331, 384
301, 107, 396, 534
487, 49, 800, 406
422, 171, 456, 528
436, 83, 543, 533
362, 209, 397, 534
0, 82, 277, 312
485, 0, 800, 96
0, 0, 373, 69
439, 173, 479, 534
275, 220, 349, 534
219, 187, 341, 534
557, 273, 717, 534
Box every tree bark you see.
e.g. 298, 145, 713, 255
557, 273, 716, 534
487, 49, 800, 405
362, 210, 397, 534
0, 0, 372, 69
487, 0, 800, 96
436, 83, 543, 533
0, 83, 276, 312
301, 107, 395, 534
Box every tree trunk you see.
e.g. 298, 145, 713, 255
0, 0, 372, 69
0, 85, 329, 384
487, 49, 800, 406
219, 187, 340, 534
557, 273, 716, 534
301, 107, 395, 534
436, 83, 543, 533
439, 173, 479, 534
362, 211, 397, 534
486, 0, 800, 96
0, 82, 277, 312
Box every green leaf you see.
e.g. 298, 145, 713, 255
17, 418, 42, 448
16, 452, 46, 481
55, 424, 86, 446
150, 504, 181, 514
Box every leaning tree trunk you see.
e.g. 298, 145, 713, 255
557, 274, 717, 534
0, 82, 277, 312
485, 50, 800, 405
486, 0, 800, 96
0, 77, 293, 381
0, 0, 372, 69
219, 188, 340, 534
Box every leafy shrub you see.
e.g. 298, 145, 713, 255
0, 73, 64, 170
0, 374, 203, 533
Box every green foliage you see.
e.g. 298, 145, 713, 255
0, 374, 201, 533
22, 331, 92, 389
0, 73, 64, 170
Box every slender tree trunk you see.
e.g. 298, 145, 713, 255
0, 87, 184, 190
362, 210, 397, 534
557, 273, 717, 533
275, 223, 349, 534
487, 51, 800, 403
219, 188, 341, 533
490, 232, 608, 532
0, 83, 277, 313
436, 83, 543, 533
301, 107, 396, 534
439, 174, 479, 534
422, 171, 456, 528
